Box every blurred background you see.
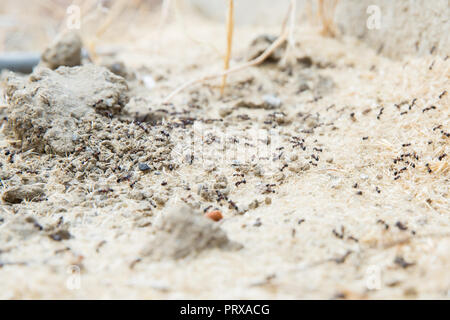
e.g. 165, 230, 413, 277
0, 0, 311, 49
0, 1, 448, 58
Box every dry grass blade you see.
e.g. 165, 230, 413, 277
220, 0, 234, 95
318, 0, 339, 37
163, 1, 293, 104
162, 30, 288, 104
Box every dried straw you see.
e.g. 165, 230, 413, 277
220, 0, 234, 95
163, 0, 295, 103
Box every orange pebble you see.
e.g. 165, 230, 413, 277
205, 210, 223, 222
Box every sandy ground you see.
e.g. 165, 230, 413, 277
0, 7, 449, 299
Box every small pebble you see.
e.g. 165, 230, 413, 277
263, 95, 282, 109
219, 107, 233, 117
205, 210, 223, 222
138, 163, 151, 172
142, 75, 155, 89
49, 230, 72, 241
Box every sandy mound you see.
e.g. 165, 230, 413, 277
4, 64, 129, 155
141, 205, 242, 260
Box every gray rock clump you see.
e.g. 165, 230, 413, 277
41, 30, 83, 70
4, 64, 129, 155
2, 184, 45, 204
